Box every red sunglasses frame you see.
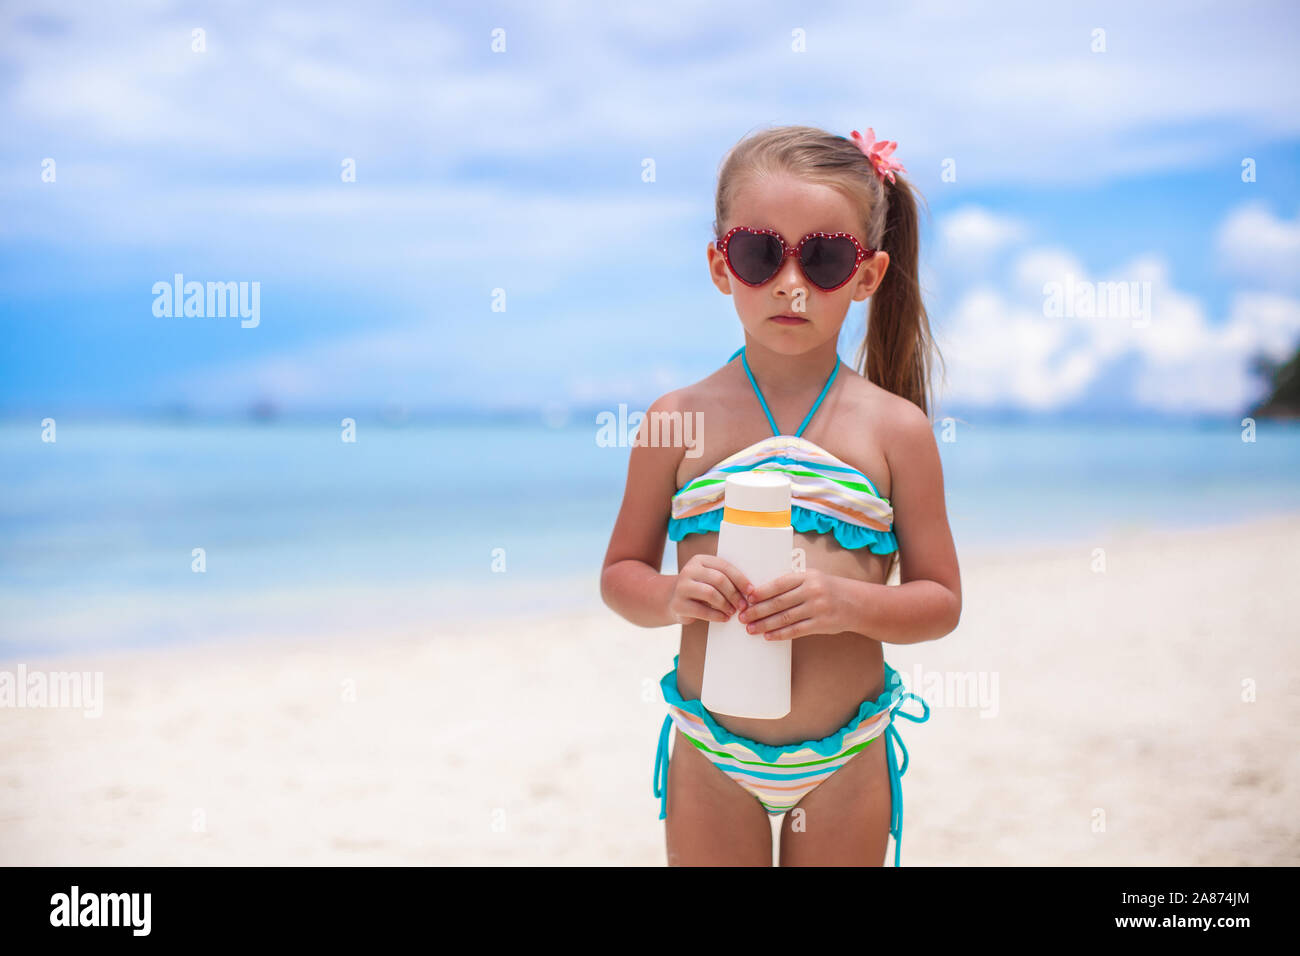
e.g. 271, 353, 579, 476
714, 225, 877, 292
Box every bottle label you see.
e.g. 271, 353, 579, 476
720, 506, 791, 528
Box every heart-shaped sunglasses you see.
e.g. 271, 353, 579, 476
715, 225, 877, 292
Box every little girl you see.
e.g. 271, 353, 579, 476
601, 125, 961, 866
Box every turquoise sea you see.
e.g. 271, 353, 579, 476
2, 418, 1298, 659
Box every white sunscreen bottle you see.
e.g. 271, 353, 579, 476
700, 471, 794, 719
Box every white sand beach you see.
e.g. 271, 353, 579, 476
2, 513, 1297, 866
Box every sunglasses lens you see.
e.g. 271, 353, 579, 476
800, 236, 858, 289
726, 230, 783, 285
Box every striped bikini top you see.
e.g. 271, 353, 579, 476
669, 346, 897, 554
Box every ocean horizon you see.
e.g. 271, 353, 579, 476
3, 418, 1298, 659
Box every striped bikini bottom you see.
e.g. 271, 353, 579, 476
653, 654, 930, 866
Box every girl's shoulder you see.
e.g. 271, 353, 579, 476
837, 364, 929, 431
824, 367, 933, 492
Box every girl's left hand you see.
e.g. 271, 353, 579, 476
736, 569, 852, 641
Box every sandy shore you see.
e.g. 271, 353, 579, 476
2, 514, 1298, 866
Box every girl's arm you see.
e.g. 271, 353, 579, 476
843, 399, 962, 645
600, 393, 685, 628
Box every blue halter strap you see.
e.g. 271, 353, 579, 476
728, 345, 840, 438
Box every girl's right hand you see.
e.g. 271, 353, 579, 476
669, 554, 754, 625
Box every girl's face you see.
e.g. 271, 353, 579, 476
707, 172, 889, 353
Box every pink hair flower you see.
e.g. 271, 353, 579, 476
849, 128, 907, 184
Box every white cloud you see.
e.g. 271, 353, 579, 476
1215, 203, 1300, 290
1011, 247, 1089, 301
1132, 291, 1300, 412
935, 247, 1300, 414
936, 286, 1089, 410
938, 206, 1028, 273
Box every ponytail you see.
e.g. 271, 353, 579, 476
855, 174, 942, 420
855, 174, 942, 584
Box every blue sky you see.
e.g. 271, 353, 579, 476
2, 0, 1299, 419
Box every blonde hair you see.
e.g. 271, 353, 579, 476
713, 124, 943, 419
